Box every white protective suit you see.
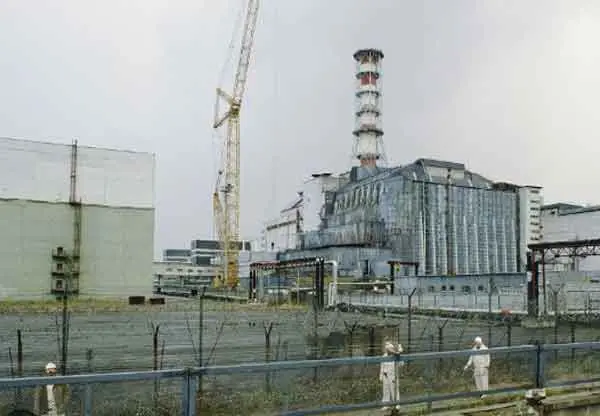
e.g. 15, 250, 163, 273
464, 342, 490, 392
379, 342, 404, 408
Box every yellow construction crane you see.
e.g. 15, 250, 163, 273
213, 0, 260, 289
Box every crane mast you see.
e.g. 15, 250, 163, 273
213, 0, 260, 288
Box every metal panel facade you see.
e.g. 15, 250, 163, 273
0, 137, 71, 203
77, 146, 155, 208
0, 137, 155, 208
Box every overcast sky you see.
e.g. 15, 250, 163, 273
1, 0, 599, 257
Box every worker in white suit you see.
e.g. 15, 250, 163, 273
379, 341, 404, 410
463, 336, 490, 398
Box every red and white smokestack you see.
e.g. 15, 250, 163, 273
352, 48, 384, 167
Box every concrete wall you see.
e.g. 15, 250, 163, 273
0, 199, 154, 298
395, 273, 527, 294
80, 205, 154, 296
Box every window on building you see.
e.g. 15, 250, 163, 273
449, 285, 455, 291
441, 285, 447, 291
55, 279, 63, 289
428, 285, 435, 293
477, 285, 485, 292
56, 263, 63, 271
461, 285, 471, 293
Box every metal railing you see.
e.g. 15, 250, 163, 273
2, 342, 600, 415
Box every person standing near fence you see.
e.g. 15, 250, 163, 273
379, 341, 404, 410
463, 336, 490, 398
33, 363, 69, 416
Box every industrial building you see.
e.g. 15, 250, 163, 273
190, 239, 251, 266
541, 203, 600, 271
162, 248, 191, 263
261, 49, 543, 278
0, 137, 155, 298
188, 238, 275, 287
153, 260, 213, 296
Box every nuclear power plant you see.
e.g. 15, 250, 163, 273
260, 49, 543, 278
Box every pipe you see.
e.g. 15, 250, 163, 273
326, 260, 338, 306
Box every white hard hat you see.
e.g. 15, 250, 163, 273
474, 337, 483, 344
45, 362, 57, 371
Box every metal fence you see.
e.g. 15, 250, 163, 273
1, 341, 600, 415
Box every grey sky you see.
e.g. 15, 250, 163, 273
1, 0, 599, 258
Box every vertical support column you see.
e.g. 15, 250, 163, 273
249, 269, 255, 300
320, 258, 326, 309
69, 139, 81, 293
389, 262, 395, 295
313, 258, 326, 311
313, 260, 318, 311
527, 251, 539, 317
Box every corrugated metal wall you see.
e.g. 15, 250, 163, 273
379, 177, 518, 275
285, 175, 519, 277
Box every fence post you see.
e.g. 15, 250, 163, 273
182, 368, 197, 416
16, 330, 22, 408
83, 348, 93, 416
407, 288, 417, 353
570, 320, 576, 372
534, 342, 545, 389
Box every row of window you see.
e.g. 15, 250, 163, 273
335, 183, 383, 212
426, 284, 487, 293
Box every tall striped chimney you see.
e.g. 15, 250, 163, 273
352, 49, 384, 167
